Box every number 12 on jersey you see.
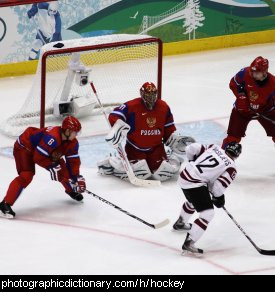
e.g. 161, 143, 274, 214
196, 155, 219, 173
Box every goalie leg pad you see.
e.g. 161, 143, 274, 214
131, 159, 152, 180
97, 157, 114, 175
153, 160, 180, 181
109, 156, 128, 180
109, 157, 152, 181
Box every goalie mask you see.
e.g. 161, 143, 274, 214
140, 82, 158, 110
225, 142, 242, 159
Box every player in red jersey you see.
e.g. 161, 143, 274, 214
222, 56, 275, 149
0, 116, 86, 218
98, 82, 195, 182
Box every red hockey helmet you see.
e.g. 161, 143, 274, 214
140, 82, 158, 110
250, 56, 269, 73
62, 116, 82, 132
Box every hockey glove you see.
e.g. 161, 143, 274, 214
47, 163, 61, 181
212, 195, 225, 208
106, 119, 130, 148
51, 150, 63, 162
70, 175, 86, 193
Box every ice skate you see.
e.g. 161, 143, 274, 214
182, 234, 203, 256
66, 191, 83, 202
0, 200, 16, 219
173, 216, 192, 231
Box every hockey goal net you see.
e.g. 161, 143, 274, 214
1, 34, 162, 137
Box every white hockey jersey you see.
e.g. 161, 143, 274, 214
178, 143, 237, 197
37, 9, 56, 39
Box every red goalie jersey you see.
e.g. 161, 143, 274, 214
109, 97, 176, 151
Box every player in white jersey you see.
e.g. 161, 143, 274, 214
173, 142, 242, 255
27, 2, 62, 60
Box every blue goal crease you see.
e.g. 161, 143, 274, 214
0, 121, 226, 168
80, 120, 226, 168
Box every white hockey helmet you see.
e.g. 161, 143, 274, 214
48, 1, 59, 16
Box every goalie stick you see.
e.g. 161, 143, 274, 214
85, 189, 169, 229
223, 207, 275, 256
90, 82, 160, 187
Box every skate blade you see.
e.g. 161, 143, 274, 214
171, 228, 190, 233
181, 249, 203, 258
0, 213, 15, 219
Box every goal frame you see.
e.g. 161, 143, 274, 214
40, 37, 163, 128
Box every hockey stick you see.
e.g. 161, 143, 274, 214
90, 82, 160, 187
223, 207, 275, 256
85, 189, 169, 229
249, 107, 275, 125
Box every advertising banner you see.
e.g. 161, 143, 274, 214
0, 0, 274, 65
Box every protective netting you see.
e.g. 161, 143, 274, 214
0, 34, 161, 137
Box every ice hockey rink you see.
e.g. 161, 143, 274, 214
0, 43, 274, 275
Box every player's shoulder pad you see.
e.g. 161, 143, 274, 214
119, 98, 144, 112
236, 67, 248, 80
157, 98, 169, 107
115, 102, 129, 112
128, 97, 143, 107
72, 139, 79, 150
42, 126, 61, 148
67, 139, 79, 155
156, 99, 172, 114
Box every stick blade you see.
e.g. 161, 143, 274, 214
259, 249, 275, 256
153, 218, 170, 229
130, 176, 161, 187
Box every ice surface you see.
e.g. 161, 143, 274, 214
0, 43, 274, 275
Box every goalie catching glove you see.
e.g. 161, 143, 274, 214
166, 132, 196, 155
106, 119, 130, 148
